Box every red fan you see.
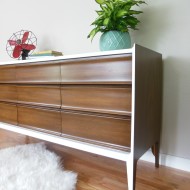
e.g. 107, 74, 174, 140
6, 30, 37, 60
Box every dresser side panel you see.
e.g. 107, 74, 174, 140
133, 44, 162, 160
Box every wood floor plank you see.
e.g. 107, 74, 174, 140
0, 128, 190, 190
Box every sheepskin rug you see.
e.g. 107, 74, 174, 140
0, 143, 77, 190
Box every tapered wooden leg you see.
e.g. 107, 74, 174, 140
151, 142, 160, 168
126, 158, 137, 190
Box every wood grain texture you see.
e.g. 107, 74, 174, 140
17, 85, 61, 108
0, 65, 16, 83
61, 110, 131, 147
0, 85, 17, 102
61, 55, 132, 84
133, 44, 162, 161
61, 85, 131, 115
0, 102, 17, 125
16, 63, 61, 84
18, 105, 62, 135
0, 129, 28, 149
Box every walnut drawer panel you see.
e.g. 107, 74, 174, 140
61, 111, 131, 147
0, 102, 17, 125
17, 85, 61, 108
61, 85, 131, 115
0, 85, 17, 102
0, 65, 16, 83
16, 63, 60, 84
18, 105, 61, 135
61, 56, 132, 84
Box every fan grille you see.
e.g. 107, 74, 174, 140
6, 30, 37, 59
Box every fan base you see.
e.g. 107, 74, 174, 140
21, 49, 30, 60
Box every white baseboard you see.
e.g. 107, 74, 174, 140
140, 150, 190, 172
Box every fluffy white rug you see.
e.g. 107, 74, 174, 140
0, 143, 77, 190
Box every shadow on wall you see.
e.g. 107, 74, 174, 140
160, 56, 180, 161
161, 55, 190, 160
37, 35, 54, 51
131, 3, 171, 49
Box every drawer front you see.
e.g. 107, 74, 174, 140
61, 85, 131, 115
0, 103, 17, 125
0, 85, 17, 102
61, 56, 132, 84
0, 65, 16, 83
61, 111, 131, 147
16, 63, 60, 84
18, 106, 61, 134
17, 85, 61, 108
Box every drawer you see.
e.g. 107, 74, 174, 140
0, 85, 17, 102
0, 65, 16, 83
61, 85, 131, 115
18, 105, 61, 134
17, 85, 61, 108
61, 55, 132, 84
0, 102, 17, 125
16, 63, 60, 84
61, 111, 131, 147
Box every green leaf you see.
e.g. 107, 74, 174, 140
95, 0, 105, 4
116, 10, 128, 18
100, 4, 110, 13
116, 18, 128, 31
105, 1, 114, 10
103, 18, 110, 26
129, 10, 143, 14
87, 27, 100, 41
124, 4, 133, 11
96, 10, 104, 16
134, 0, 146, 6
91, 16, 104, 25
137, 1, 146, 4
127, 17, 139, 27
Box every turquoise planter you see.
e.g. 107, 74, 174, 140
99, 31, 131, 51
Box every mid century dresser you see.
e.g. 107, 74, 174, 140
0, 44, 162, 190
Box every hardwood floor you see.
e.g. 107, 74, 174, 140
0, 128, 190, 190
136, 162, 190, 190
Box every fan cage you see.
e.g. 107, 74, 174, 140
6, 30, 37, 59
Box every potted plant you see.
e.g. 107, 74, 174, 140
88, 0, 146, 51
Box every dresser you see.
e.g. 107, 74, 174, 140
0, 44, 162, 190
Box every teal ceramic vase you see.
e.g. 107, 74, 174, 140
99, 30, 131, 51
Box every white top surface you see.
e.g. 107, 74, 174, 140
0, 48, 133, 66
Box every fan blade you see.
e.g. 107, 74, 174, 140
13, 45, 22, 58
8, 40, 17, 46
21, 44, 36, 50
22, 31, 29, 43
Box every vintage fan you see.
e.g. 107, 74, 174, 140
6, 30, 37, 60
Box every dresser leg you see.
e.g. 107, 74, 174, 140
151, 142, 160, 168
126, 158, 137, 190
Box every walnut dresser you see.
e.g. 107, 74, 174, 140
0, 44, 162, 190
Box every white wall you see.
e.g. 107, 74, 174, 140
0, 0, 99, 61
0, 0, 190, 162
132, 0, 190, 160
